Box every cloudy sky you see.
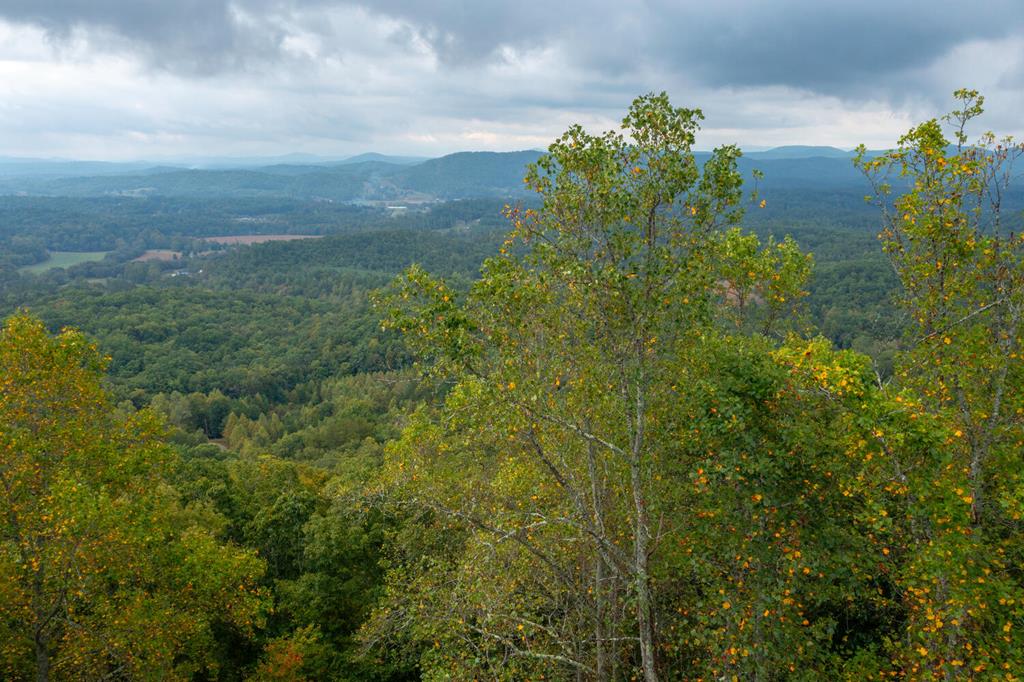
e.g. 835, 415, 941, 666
1, 0, 1022, 160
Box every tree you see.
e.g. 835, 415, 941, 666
857, 90, 1024, 676
0, 312, 268, 680
369, 93, 854, 680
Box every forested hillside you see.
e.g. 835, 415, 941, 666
3, 91, 1023, 680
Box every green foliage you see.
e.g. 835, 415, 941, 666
7, 273, 402, 405
7, 88, 1023, 681
856, 89, 1024, 676
371, 92, 881, 681
0, 312, 269, 680
718, 227, 814, 334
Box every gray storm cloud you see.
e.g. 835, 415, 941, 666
3, 1, 1022, 90
0, 1, 266, 73
354, 0, 1024, 94
0, 0, 1022, 158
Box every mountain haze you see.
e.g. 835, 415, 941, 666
0, 147, 875, 202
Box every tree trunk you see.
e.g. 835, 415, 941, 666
594, 557, 607, 681
631, 454, 658, 682
32, 563, 51, 682
35, 631, 50, 682
587, 438, 609, 682
629, 350, 658, 681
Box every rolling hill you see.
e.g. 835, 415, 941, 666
0, 147, 896, 204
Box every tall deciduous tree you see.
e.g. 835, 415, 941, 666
858, 90, 1024, 677
370, 93, 856, 680
0, 312, 268, 681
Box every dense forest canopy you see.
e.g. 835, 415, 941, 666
2, 90, 1023, 680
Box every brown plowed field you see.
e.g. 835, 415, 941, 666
133, 250, 182, 262
203, 235, 322, 245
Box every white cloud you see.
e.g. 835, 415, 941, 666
0, 2, 1021, 160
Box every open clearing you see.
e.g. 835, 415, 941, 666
20, 251, 111, 273
133, 249, 183, 262
203, 234, 322, 245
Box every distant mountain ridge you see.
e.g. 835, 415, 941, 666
336, 152, 427, 166
393, 151, 544, 198
0, 146, 884, 202
0, 151, 427, 176
743, 145, 856, 160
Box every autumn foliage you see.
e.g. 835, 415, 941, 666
0, 313, 268, 680
3, 90, 1023, 681
368, 92, 1024, 680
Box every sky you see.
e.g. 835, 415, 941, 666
1, 0, 1023, 161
